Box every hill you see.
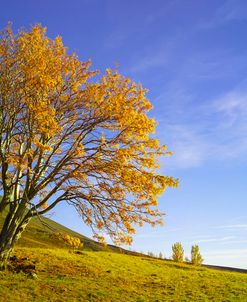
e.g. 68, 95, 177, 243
0, 210, 145, 255
0, 213, 246, 301
17, 215, 111, 252
0, 247, 246, 301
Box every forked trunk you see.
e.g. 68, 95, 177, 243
0, 210, 30, 270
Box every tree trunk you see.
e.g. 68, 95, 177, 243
0, 209, 30, 270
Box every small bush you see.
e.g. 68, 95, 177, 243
172, 242, 184, 263
191, 245, 203, 266
54, 232, 83, 249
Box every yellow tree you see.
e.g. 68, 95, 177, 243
0, 24, 178, 269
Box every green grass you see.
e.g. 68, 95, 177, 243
0, 212, 246, 301
0, 247, 246, 301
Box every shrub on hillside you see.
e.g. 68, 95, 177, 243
172, 242, 184, 263
54, 232, 83, 249
191, 245, 203, 266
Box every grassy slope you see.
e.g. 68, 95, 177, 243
0, 248, 246, 301
0, 213, 246, 301
0, 210, 125, 252
17, 215, 109, 251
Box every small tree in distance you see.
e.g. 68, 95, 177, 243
148, 251, 155, 257
172, 242, 184, 263
0, 24, 178, 269
191, 245, 203, 266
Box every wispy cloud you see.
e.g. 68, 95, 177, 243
195, 236, 235, 244
220, 239, 247, 245
158, 80, 247, 169
129, 52, 168, 73
134, 227, 182, 239
105, 32, 130, 49
212, 87, 247, 124
200, 0, 247, 29
215, 224, 247, 230
160, 125, 209, 169
204, 248, 247, 256
110, 1, 247, 171
216, 0, 247, 22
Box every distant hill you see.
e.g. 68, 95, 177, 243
0, 209, 140, 255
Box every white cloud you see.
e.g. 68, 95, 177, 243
213, 88, 247, 117
134, 227, 182, 239
216, 0, 247, 23
129, 52, 168, 73
200, 0, 247, 29
160, 125, 209, 169
215, 224, 247, 230
196, 236, 235, 244
158, 84, 247, 169
204, 248, 247, 256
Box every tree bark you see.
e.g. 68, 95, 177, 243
0, 208, 30, 270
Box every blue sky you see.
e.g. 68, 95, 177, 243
1, 0, 247, 269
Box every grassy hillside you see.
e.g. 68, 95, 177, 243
0, 212, 246, 301
0, 210, 126, 253
0, 247, 246, 301
18, 215, 109, 251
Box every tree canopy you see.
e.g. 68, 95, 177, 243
0, 23, 178, 259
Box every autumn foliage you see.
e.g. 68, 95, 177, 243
54, 233, 82, 249
0, 23, 178, 268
